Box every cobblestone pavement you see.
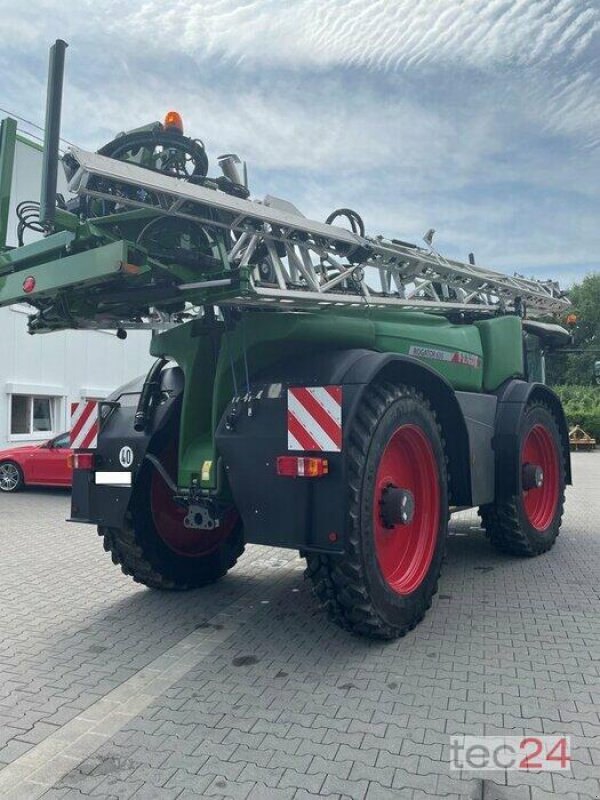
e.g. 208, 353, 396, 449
0, 454, 598, 800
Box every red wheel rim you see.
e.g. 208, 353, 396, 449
522, 424, 559, 531
150, 447, 237, 558
373, 424, 440, 595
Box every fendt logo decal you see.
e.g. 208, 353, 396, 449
287, 386, 342, 452
70, 401, 99, 449
409, 344, 481, 369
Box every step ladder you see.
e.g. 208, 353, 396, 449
67, 146, 569, 318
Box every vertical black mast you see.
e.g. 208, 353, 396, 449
40, 39, 68, 229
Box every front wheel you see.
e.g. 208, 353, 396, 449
100, 443, 244, 589
0, 461, 24, 492
306, 383, 448, 639
479, 403, 566, 556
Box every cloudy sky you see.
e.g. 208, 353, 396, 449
1, 0, 598, 287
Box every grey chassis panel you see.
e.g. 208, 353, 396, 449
456, 391, 497, 506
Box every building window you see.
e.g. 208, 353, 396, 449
33, 397, 53, 432
9, 395, 59, 438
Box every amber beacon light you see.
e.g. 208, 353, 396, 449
164, 110, 184, 133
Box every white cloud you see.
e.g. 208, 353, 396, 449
0, 0, 597, 283
107, 0, 596, 70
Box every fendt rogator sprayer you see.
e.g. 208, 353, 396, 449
0, 42, 572, 638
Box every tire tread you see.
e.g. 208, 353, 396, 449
479, 402, 566, 557
99, 515, 244, 591
305, 383, 446, 639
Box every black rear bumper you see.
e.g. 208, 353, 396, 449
70, 469, 133, 527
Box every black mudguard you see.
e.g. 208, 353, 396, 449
493, 379, 572, 499
216, 349, 492, 553
70, 366, 183, 528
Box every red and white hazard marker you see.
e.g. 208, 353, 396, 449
287, 386, 342, 452
70, 401, 99, 449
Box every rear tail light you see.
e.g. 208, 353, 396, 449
276, 456, 329, 478
71, 452, 95, 470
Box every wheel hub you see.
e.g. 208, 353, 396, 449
380, 484, 415, 528
522, 462, 544, 490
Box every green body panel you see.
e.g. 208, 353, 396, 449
0, 230, 75, 275
0, 240, 137, 305
151, 309, 499, 488
151, 311, 376, 488
371, 312, 483, 391
0, 117, 17, 250
475, 315, 524, 391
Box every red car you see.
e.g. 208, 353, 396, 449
0, 432, 72, 492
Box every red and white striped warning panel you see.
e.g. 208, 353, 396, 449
70, 401, 99, 449
287, 386, 342, 452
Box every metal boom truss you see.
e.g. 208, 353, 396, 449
67, 147, 569, 318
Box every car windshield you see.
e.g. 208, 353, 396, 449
51, 433, 70, 448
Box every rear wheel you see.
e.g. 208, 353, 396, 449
0, 461, 24, 493
306, 383, 448, 639
479, 403, 565, 556
100, 443, 244, 589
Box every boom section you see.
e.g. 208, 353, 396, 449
66, 147, 567, 317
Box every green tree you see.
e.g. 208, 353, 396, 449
546, 272, 600, 386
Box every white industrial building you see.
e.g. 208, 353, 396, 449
0, 127, 152, 448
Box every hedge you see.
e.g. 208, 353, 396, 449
551, 385, 600, 441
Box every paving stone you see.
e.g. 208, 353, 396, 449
163, 768, 213, 793
366, 784, 414, 800
129, 765, 177, 788
321, 774, 369, 798
237, 761, 284, 787
267, 750, 313, 773
130, 785, 184, 800
94, 775, 145, 800
483, 782, 532, 800
0, 457, 598, 800
278, 768, 325, 794
307, 754, 352, 779
336, 744, 379, 766
262, 735, 301, 755
392, 767, 438, 794
247, 786, 296, 800
198, 754, 245, 780
0, 738, 33, 762
349, 760, 395, 786
295, 738, 339, 760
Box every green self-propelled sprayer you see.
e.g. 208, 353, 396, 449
0, 41, 573, 638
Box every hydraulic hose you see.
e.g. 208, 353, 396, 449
134, 357, 167, 432
325, 207, 365, 238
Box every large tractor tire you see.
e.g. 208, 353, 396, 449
100, 443, 244, 589
480, 402, 566, 557
306, 383, 448, 639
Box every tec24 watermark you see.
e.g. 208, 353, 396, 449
450, 736, 571, 771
